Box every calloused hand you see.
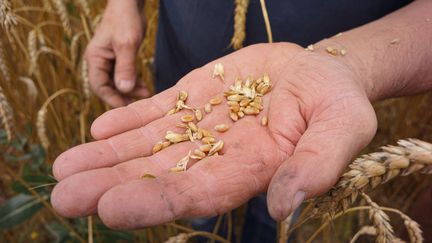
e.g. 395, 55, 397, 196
51, 43, 377, 229
85, 0, 149, 107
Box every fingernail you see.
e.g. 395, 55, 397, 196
291, 190, 305, 211
117, 80, 134, 93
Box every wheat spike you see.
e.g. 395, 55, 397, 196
37, 107, 49, 149
74, 0, 91, 17
0, 38, 11, 84
81, 60, 90, 99
52, 0, 72, 37
361, 193, 395, 243
28, 29, 38, 75
41, 0, 53, 11
400, 213, 423, 243
0, 0, 17, 32
231, 0, 249, 50
312, 139, 432, 218
18, 77, 38, 103
0, 86, 13, 141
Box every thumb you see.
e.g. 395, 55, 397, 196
267, 111, 377, 221
114, 43, 138, 93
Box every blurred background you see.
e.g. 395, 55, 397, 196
0, 0, 431, 242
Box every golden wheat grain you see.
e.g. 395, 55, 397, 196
180, 114, 194, 123
0, 86, 13, 141
0, 39, 11, 84
0, 0, 17, 32
52, 0, 72, 36
209, 97, 222, 105
204, 103, 212, 113
212, 63, 224, 81
231, 0, 249, 50
312, 139, 432, 218
214, 124, 229, 132
195, 109, 203, 121
261, 116, 268, 126
37, 107, 49, 149
361, 193, 395, 243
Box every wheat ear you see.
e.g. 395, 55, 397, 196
81, 60, 90, 99
36, 106, 49, 149
312, 139, 432, 218
0, 38, 11, 84
361, 193, 395, 243
0, 85, 13, 141
231, 0, 249, 50
52, 0, 72, 37
0, 0, 17, 32
74, 0, 91, 17
28, 29, 38, 75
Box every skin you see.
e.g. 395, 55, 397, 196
52, 0, 432, 229
85, 0, 149, 107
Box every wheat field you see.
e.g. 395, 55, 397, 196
0, 0, 431, 242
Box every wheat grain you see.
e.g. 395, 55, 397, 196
0, 86, 13, 141
209, 97, 222, 105
325, 46, 339, 56
195, 109, 203, 121
152, 141, 164, 154
53, 0, 72, 37
181, 114, 194, 123
141, 173, 156, 179
165, 131, 189, 144
37, 107, 49, 149
361, 193, 395, 243
305, 44, 315, 51
312, 139, 432, 218
204, 103, 212, 113
208, 140, 224, 156
231, 0, 249, 50
261, 116, 268, 126
202, 136, 216, 144
0, 0, 17, 32
214, 124, 229, 132
212, 63, 224, 81
340, 49, 347, 56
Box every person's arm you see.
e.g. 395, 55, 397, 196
268, 0, 432, 220
85, 0, 149, 107
50, 0, 432, 228
315, 0, 432, 101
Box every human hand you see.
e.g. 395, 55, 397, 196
85, 0, 149, 107
51, 43, 377, 228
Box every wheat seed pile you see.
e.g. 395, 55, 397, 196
149, 63, 271, 174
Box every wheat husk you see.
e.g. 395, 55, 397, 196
0, 86, 13, 141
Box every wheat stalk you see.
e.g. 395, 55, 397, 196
0, 38, 11, 84
70, 31, 84, 65
0, 85, 13, 141
312, 139, 432, 218
0, 0, 17, 32
52, 0, 72, 37
361, 193, 395, 243
231, 0, 249, 50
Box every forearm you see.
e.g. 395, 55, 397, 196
314, 0, 432, 101
106, 0, 145, 16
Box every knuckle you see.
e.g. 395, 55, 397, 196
114, 37, 141, 49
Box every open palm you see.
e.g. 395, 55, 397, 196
51, 43, 377, 229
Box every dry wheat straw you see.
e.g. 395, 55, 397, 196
0, 39, 11, 83
53, 0, 72, 36
231, 0, 249, 50
312, 139, 432, 218
349, 226, 377, 243
0, 86, 13, 141
361, 193, 395, 243
70, 32, 84, 65
41, 0, 53, 11
0, 0, 17, 31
